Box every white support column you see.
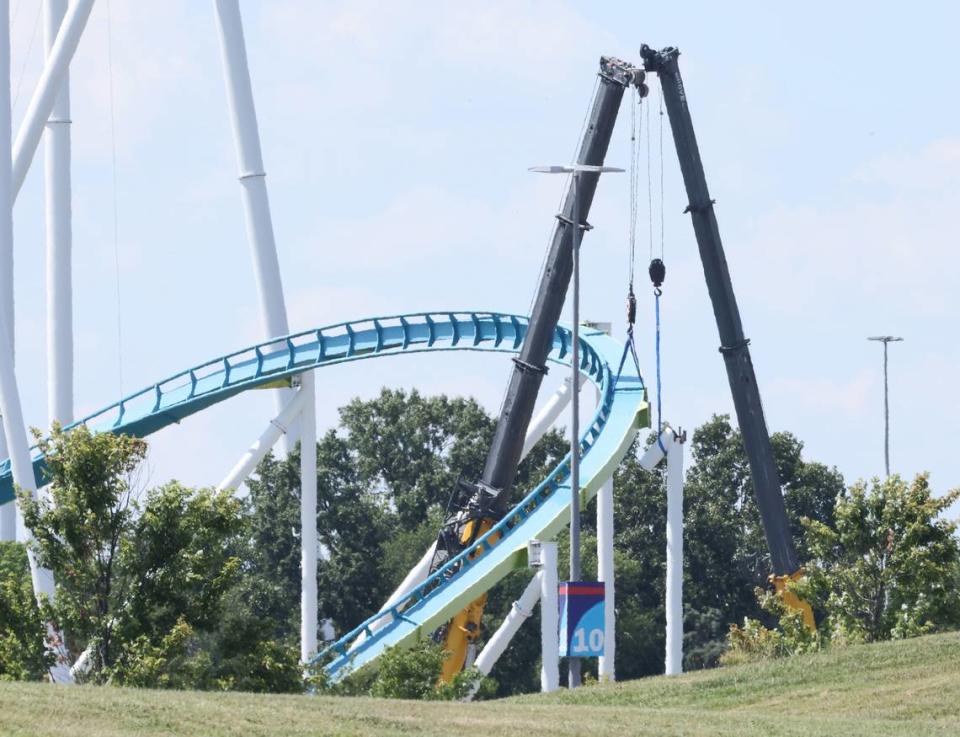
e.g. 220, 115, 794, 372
213, 0, 319, 664
520, 375, 578, 459
595, 379, 616, 681
474, 572, 540, 679
597, 472, 615, 680
0, 10, 70, 679
212, 0, 292, 412
12, 0, 94, 199
43, 0, 73, 431
539, 540, 559, 693
217, 388, 307, 491
299, 372, 318, 661
665, 431, 684, 676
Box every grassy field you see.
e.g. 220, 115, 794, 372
2, 632, 959, 737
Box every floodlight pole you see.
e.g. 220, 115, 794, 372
868, 336, 903, 477
529, 164, 623, 688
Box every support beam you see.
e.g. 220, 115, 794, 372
0, 9, 70, 678
539, 540, 560, 693
212, 0, 291, 410
44, 0, 74, 430
665, 431, 684, 675
12, 0, 95, 199
216, 388, 307, 491
299, 372, 318, 661
596, 472, 615, 681
474, 572, 540, 678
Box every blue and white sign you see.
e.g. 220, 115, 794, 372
558, 581, 605, 657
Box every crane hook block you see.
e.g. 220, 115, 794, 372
626, 290, 637, 325
649, 258, 666, 288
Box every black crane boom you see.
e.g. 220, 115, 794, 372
481, 56, 640, 513
640, 44, 800, 576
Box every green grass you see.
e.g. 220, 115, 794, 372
3, 632, 960, 736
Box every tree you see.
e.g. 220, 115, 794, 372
18, 424, 147, 671
0, 542, 53, 680
802, 473, 960, 642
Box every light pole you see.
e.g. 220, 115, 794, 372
868, 336, 903, 477
529, 164, 623, 687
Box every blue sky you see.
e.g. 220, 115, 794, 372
7, 1, 960, 499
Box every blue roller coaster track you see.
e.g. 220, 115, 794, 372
0, 310, 648, 679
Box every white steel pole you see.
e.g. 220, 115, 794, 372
0, 10, 70, 679
216, 388, 307, 491
539, 540, 560, 693
520, 375, 578, 459
212, 0, 291, 357
597, 479, 615, 681
665, 431, 684, 675
474, 572, 541, 678
0, 0, 13, 543
299, 371, 318, 661
12, 0, 94, 199
591, 330, 616, 683
43, 0, 73, 430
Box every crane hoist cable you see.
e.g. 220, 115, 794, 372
615, 86, 646, 391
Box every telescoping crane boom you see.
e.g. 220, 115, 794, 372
432, 56, 646, 681
640, 44, 813, 625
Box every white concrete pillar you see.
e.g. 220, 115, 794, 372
665, 432, 684, 675
216, 388, 307, 491
12, 0, 95, 198
0, 9, 70, 679
539, 540, 559, 693
43, 0, 74, 430
299, 372, 318, 661
596, 473, 615, 680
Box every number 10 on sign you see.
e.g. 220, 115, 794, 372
558, 581, 605, 657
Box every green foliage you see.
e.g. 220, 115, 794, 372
367, 640, 489, 700
802, 473, 960, 643
722, 584, 821, 666
0, 543, 53, 680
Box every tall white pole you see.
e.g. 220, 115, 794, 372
44, 0, 73, 430
0, 0, 14, 543
665, 432, 684, 675
212, 0, 290, 352
596, 476, 615, 679
299, 372, 318, 661
12, 0, 94, 199
216, 388, 307, 491
539, 540, 560, 693
590, 326, 616, 682
0, 6, 70, 680
213, 0, 318, 663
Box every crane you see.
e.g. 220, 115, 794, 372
640, 44, 814, 626
431, 56, 646, 682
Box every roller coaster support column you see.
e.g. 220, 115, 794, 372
299, 372, 318, 660
0, 11, 71, 679
12, 0, 94, 198
639, 425, 685, 674
640, 45, 800, 579
214, 0, 318, 660
0, 0, 13, 542
590, 322, 616, 682
213, 0, 295, 436
44, 0, 74, 433
538, 540, 560, 692
217, 388, 308, 491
